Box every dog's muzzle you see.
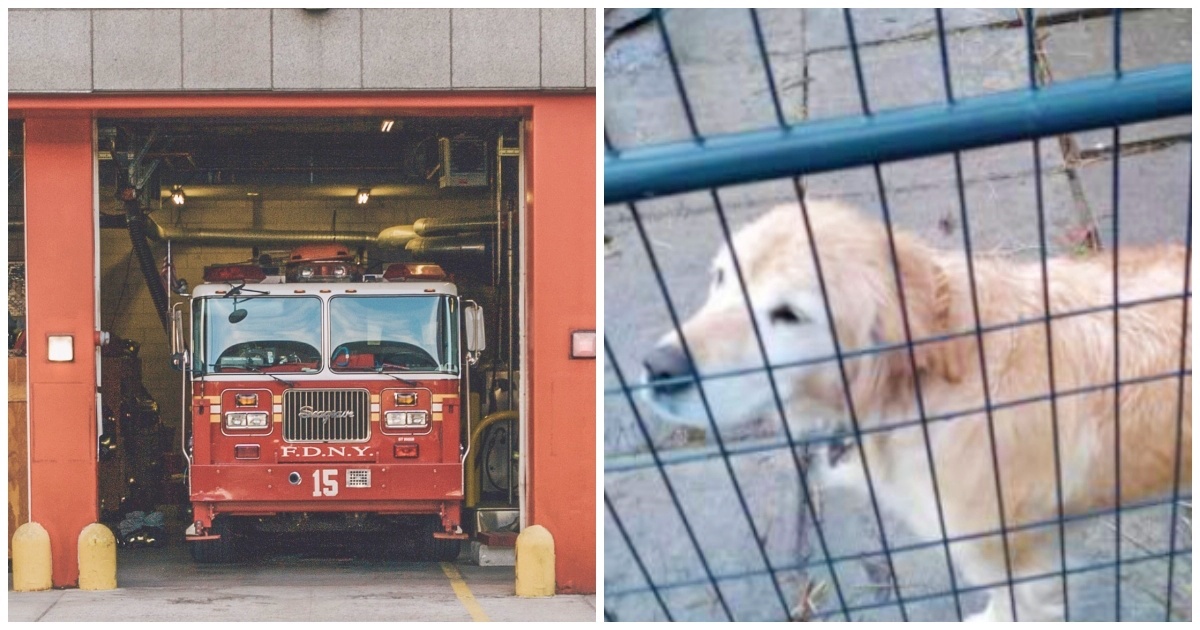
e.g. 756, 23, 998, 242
644, 344, 694, 397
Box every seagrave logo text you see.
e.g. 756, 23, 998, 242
298, 405, 356, 421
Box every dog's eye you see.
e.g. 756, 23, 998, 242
769, 305, 809, 325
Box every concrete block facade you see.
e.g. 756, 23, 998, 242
94, 10, 183, 91
10, 8, 595, 92
8, 9, 92, 92
363, 9, 451, 89
452, 9, 541, 88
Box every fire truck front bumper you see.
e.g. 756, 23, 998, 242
189, 462, 464, 532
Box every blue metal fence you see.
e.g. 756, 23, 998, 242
604, 8, 1190, 622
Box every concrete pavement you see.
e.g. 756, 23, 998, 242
9, 545, 596, 622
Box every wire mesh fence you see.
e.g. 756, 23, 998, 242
603, 8, 1191, 622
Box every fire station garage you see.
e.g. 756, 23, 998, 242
8, 9, 596, 621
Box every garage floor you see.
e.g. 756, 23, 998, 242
8, 545, 595, 622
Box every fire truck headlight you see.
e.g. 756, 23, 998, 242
226, 411, 269, 429
385, 411, 427, 428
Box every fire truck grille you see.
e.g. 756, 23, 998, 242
283, 389, 370, 443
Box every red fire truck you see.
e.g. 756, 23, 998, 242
174, 244, 484, 562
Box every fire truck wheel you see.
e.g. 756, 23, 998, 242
433, 537, 461, 563
423, 518, 461, 562
189, 516, 238, 564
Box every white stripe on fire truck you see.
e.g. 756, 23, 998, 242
210, 405, 222, 414
273, 404, 283, 413
370, 403, 380, 413
432, 402, 443, 412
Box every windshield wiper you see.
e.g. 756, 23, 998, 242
377, 369, 419, 388
212, 363, 295, 389
249, 367, 296, 389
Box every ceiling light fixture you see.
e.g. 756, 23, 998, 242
170, 186, 185, 206
357, 188, 371, 205
380, 119, 395, 133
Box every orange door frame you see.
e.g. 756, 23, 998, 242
10, 92, 597, 592
20, 113, 101, 588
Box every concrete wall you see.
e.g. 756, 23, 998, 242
10, 8, 595, 92
99, 194, 489, 430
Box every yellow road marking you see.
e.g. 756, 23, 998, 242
441, 562, 489, 622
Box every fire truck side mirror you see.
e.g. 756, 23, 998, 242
463, 301, 486, 354
170, 305, 189, 371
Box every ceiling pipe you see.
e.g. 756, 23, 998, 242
89, 215, 490, 251
406, 234, 488, 257
413, 216, 498, 237
147, 219, 381, 248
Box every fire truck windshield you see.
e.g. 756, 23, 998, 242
329, 295, 459, 374
197, 296, 324, 373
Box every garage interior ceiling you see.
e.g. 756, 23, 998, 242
98, 116, 512, 203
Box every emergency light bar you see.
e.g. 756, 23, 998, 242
383, 263, 448, 281
203, 264, 267, 283
286, 262, 356, 282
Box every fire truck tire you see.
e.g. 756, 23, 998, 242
433, 537, 461, 563
189, 517, 237, 564
422, 518, 460, 562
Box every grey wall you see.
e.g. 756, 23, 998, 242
10, 8, 595, 92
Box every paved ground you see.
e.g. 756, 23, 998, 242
9, 544, 596, 622
603, 8, 1190, 622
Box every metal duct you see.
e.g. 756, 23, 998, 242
405, 235, 488, 257
413, 216, 498, 237
375, 225, 419, 250
146, 219, 378, 248
98, 216, 491, 254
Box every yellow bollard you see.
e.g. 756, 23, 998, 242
514, 524, 555, 597
78, 523, 117, 590
12, 522, 52, 592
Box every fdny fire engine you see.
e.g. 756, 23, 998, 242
173, 244, 484, 562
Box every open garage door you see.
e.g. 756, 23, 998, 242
95, 115, 526, 565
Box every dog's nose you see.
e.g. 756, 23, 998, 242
644, 344, 693, 396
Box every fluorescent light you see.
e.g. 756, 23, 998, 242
357, 188, 371, 205
171, 186, 185, 206
380, 119, 395, 133
47, 335, 74, 362
570, 330, 596, 359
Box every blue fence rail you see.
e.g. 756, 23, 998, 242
604, 8, 1191, 622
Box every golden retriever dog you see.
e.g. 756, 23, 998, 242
643, 201, 1190, 621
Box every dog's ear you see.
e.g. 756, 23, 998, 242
870, 233, 965, 385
